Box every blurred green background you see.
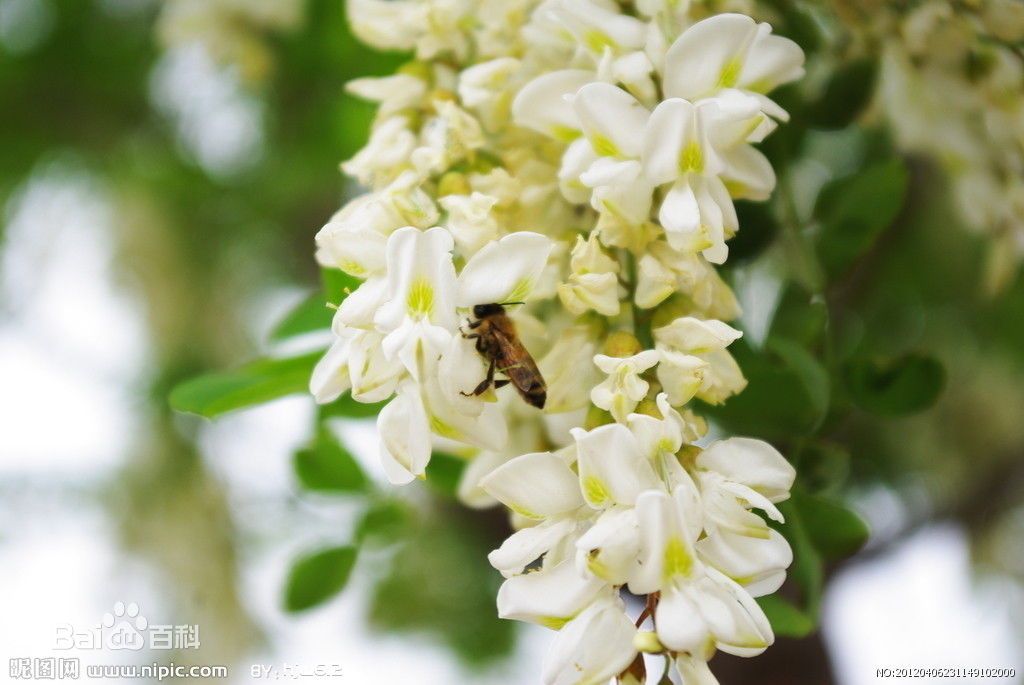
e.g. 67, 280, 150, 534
1, 1, 1022, 683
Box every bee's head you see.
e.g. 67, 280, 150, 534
473, 303, 505, 319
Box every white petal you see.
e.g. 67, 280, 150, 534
541, 595, 638, 685
674, 653, 720, 684
692, 569, 774, 657
347, 331, 403, 403
497, 559, 605, 627
659, 178, 702, 240
697, 529, 792, 597
654, 317, 743, 354
550, 0, 647, 53
721, 146, 776, 201
697, 438, 795, 501
662, 14, 760, 100
335, 277, 388, 330
310, 337, 352, 404
575, 507, 640, 584
490, 518, 578, 576
513, 70, 596, 140
481, 451, 585, 519
455, 232, 554, 307
458, 450, 509, 510
656, 584, 710, 654
423, 373, 508, 451
375, 226, 458, 333
655, 350, 707, 407
437, 333, 490, 415
572, 424, 660, 507
643, 98, 697, 185
573, 82, 649, 159
377, 387, 431, 484
739, 31, 805, 94
631, 489, 699, 594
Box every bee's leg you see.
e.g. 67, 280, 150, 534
461, 359, 496, 397
459, 319, 484, 337
493, 380, 511, 388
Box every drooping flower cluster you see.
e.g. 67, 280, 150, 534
866, 0, 1024, 292
311, 1, 804, 682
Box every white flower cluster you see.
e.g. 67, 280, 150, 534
873, 0, 1024, 292
311, 1, 804, 682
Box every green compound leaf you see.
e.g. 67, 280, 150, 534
774, 499, 824, 620
700, 336, 829, 442
815, 157, 908, 280
293, 427, 368, 494
843, 352, 945, 417
169, 351, 323, 418
270, 293, 335, 341
284, 545, 358, 613
807, 58, 878, 130
792, 489, 870, 561
355, 498, 411, 547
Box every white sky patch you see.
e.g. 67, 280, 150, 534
149, 44, 264, 177
0, 165, 143, 473
824, 524, 1023, 684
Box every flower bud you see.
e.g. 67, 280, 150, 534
437, 171, 471, 197
603, 331, 642, 357
633, 630, 664, 653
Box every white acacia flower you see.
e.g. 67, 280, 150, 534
643, 92, 770, 263
633, 488, 775, 657
557, 233, 622, 316
342, 115, 418, 188
541, 594, 638, 685
635, 241, 741, 319
377, 374, 508, 484
572, 422, 661, 508
654, 316, 746, 406
589, 350, 661, 422
458, 57, 522, 131
438, 192, 501, 256
662, 13, 805, 121
346, 73, 428, 117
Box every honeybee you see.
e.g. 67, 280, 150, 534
461, 302, 546, 409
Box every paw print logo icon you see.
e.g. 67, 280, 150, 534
102, 602, 148, 651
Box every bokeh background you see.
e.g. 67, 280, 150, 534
1, 1, 1023, 683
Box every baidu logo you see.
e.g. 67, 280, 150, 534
54, 602, 199, 651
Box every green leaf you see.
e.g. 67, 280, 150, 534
728, 200, 779, 263
700, 337, 829, 441
791, 489, 870, 561
322, 268, 362, 304
169, 351, 322, 418
356, 498, 410, 546
756, 594, 815, 638
815, 158, 908, 279
768, 283, 828, 349
797, 442, 850, 495
807, 58, 878, 130
368, 505, 515, 665
425, 452, 468, 498
321, 393, 388, 419
843, 353, 945, 417
775, 499, 823, 618
294, 428, 368, 493
284, 545, 358, 612
270, 293, 333, 341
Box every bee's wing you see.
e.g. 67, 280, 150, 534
491, 328, 546, 394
